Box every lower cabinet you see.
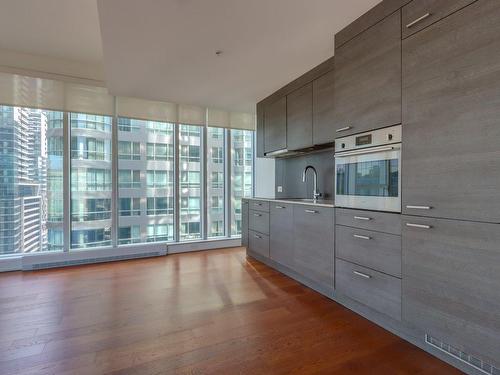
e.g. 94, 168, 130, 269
269, 202, 294, 269
248, 230, 269, 258
402, 216, 500, 368
293, 205, 334, 291
336, 258, 401, 321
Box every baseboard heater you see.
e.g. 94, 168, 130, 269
425, 334, 498, 375
24, 251, 165, 271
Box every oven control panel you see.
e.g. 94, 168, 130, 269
335, 125, 402, 152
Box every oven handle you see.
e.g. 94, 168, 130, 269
335, 145, 400, 158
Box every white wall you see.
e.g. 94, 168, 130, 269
254, 156, 275, 198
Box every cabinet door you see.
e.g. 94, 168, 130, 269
402, 0, 475, 39
402, 216, 500, 368
333, 11, 401, 137
402, 1, 500, 223
269, 203, 294, 269
241, 200, 249, 248
256, 102, 265, 157
263, 96, 287, 153
293, 205, 334, 290
286, 83, 313, 150
312, 69, 335, 145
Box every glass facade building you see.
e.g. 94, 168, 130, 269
0, 105, 254, 256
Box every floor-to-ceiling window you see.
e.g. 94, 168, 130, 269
230, 129, 254, 236
0, 106, 64, 254
0, 81, 254, 257
179, 124, 202, 240
207, 127, 225, 238
70, 113, 113, 249
118, 117, 175, 245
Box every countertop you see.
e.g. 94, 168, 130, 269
244, 197, 335, 208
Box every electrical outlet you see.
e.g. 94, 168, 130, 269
277, 186, 283, 193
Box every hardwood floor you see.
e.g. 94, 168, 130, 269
0, 247, 461, 375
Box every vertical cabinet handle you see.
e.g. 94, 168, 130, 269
406, 13, 431, 28
336, 126, 352, 133
354, 216, 371, 221
353, 271, 371, 279
353, 234, 371, 240
406, 223, 432, 229
304, 209, 317, 214
406, 205, 432, 210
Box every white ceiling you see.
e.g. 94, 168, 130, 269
0, 0, 103, 63
98, 0, 381, 113
0, 0, 381, 113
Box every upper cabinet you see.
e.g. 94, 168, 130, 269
402, 0, 500, 223
263, 96, 287, 154
312, 69, 335, 146
286, 83, 313, 151
333, 11, 402, 137
401, 0, 475, 39
257, 57, 335, 157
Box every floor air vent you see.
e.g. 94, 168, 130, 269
425, 334, 498, 375
27, 251, 164, 271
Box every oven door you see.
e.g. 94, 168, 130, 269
334, 145, 401, 212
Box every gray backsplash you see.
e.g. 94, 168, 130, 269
275, 149, 334, 199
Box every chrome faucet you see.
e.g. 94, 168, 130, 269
302, 165, 321, 202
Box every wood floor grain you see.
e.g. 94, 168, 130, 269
0, 247, 462, 375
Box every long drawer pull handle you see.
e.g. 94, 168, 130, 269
406, 223, 432, 229
353, 271, 371, 279
336, 126, 352, 133
353, 234, 371, 240
253, 213, 262, 217
275, 206, 285, 209
406, 205, 432, 210
305, 209, 317, 214
354, 216, 371, 221
254, 234, 262, 239
254, 203, 262, 206
406, 13, 431, 28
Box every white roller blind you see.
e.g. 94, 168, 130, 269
230, 112, 256, 130
207, 108, 229, 128
0, 71, 65, 111
65, 83, 114, 116
178, 104, 206, 126
116, 96, 177, 122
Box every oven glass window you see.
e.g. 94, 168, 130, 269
336, 159, 399, 197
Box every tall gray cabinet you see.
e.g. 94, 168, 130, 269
402, 0, 500, 223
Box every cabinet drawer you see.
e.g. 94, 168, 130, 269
336, 226, 401, 277
249, 210, 269, 235
402, 0, 475, 39
336, 258, 401, 321
249, 230, 269, 258
248, 200, 270, 212
335, 208, 401, 235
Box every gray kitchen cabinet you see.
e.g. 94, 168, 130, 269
401, 0, 475, 39
335, 225, 401, 277
263, 96, 287, 154
333, 11, 401, 137
402, 215, 500, 368
241, 200, 249, 248
249, 210, 270, 235
402, 0, 500, 223
286, 83, 313, 150
336, 258, 401, 321
335, 208, 401, 236
293, 205, 334, 290
248, 230, 270, 259
312, 69, 335, 146
269, 202, 294, 270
